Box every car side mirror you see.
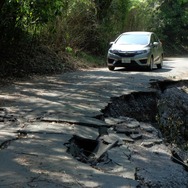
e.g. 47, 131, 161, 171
153, 42, 159, 46
109, 42, 114, 46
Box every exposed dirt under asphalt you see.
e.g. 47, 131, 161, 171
0, 57, 188, 187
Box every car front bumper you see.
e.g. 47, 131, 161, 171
107, 51, 151, 68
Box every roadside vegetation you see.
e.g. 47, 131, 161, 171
0, 0, 188, 78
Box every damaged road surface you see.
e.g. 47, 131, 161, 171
0, 57, 188, 187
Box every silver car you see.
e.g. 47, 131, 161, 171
107, 31, 163, 71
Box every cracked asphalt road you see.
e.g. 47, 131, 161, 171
0, 57, 188, 188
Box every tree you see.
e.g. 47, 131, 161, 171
156, 0, 188, 45
0, 0, 65, 47
94, 0, 113, 21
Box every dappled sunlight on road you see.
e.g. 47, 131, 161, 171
0, 57, 188, 120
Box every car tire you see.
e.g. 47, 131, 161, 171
108, 66, 115, 71
148, 57, 154, 71
157, 55, 163, 69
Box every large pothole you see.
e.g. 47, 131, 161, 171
101, 91, 158, 123
66, 80, 188, 165
64, 80, 188, 187
101, 80, 188, 147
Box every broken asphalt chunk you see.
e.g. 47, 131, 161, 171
118, 135, 134, 143
115, 127, 139, 135
171, 150, 188, 171
88, 136, 119, 165
65, 133, 122, 166
141, 139, 163, 148
130, 133, 142, 140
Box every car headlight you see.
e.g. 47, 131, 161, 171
136, 50, 148, 54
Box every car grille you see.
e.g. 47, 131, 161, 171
113, 52, 136, 57
140, 59, 147, 64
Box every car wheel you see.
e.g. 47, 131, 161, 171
108, 66, 115, 71
157, 55, 163, 69
148, 57, 154, 71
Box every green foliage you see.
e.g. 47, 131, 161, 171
0, 0, 65, 47
77, 52, 105, 67
65, 47, 73, 54
94, 0, 113, 21
40, 0, 97, 53
0, 0, 67, 77
60, 51, 105, 71
1, 0, 188, 52
157, 0, 188, 45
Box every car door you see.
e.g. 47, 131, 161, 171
151, 34, 161, 63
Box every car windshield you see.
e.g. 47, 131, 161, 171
115, 33, 150, 45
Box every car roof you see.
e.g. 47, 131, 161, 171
122, 31, 153, 35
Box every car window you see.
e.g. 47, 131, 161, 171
115, 34, 150, 45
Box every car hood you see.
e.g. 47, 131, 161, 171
110, 44, 148, 51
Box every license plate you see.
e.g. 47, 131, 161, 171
122, 58, 131, 63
